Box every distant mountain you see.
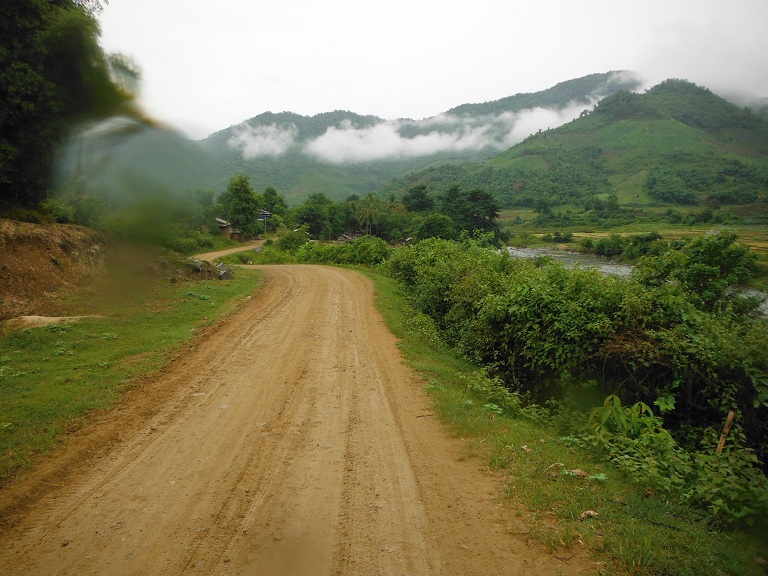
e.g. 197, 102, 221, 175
446, 71, 640, 116
381, 79, 768, 210
197, 71, 642, 203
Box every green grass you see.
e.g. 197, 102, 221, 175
0, 268, 264, 480
365, 270, 768, 576
596, 119, 720, 158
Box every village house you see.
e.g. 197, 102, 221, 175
216, 210, 272, 241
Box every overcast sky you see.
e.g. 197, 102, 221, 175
98, 0, 768, 140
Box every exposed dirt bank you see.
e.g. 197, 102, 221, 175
0, 219, 106, 320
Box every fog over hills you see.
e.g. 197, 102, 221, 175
207, 71, 640, 162
197, 71, 766, 204
197, 72, 644, 200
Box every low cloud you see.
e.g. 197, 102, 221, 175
228, 123, 297, 158
228, 101, 598, 164
304, 103, 594, 163
502, 101, 593, 144
303, 118, 497, 163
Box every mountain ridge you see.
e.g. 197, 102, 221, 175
381, 79, 768, 210
197, 73, 767, 209
197, 71, 642, 203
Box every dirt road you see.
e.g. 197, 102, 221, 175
0, 265, 595, 575
193, 241, 262, 262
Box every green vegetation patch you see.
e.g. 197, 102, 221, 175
365, 268, 768, 576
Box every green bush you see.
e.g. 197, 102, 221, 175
162, 230, 215, 254
385, 235, 768, 523
594, 233, 625, 257
276, 226, 310, 252
296, 236, 390, 267
564, 396, 768, 525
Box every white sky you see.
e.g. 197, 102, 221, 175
98, 0, 768, 139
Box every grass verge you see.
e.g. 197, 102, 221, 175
365, 270, 768, 576
0, 268, 264, 481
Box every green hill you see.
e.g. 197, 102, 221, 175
382, 79, 768, 210
197, 72, 641, 204
446, 71, 639, 116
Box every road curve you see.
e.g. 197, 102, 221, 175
0, 265, 594, 575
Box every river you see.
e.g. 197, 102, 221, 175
505, 246, 768, 316
506, 246, 633, 276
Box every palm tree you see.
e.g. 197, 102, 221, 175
356, 193, 379, 236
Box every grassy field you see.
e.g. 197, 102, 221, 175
366, 270, 768, 576
0, 268, 264, 480
499, 203, 768, 244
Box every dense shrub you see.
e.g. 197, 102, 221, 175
634, 231, 757, 310
385, 235, 768, 523
296, 235, 390, 267
594, 234, 625, 257
644, 168, 699, 204
564, 396, 768, 525
163, 231, 215, 254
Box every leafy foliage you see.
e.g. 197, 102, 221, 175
415, 213, 456, 240
283, 185, 502, 242
634, 232, 757, 311
355, 194, 380, 235
219, 174, 264, 237
564, 396, 768, 524
1, 0, 131, 207
383, 235, 768, 522
296, 235, 390, 267
439, 186, 500, 234
643, 167, 699, 204
401, 184, 434, 212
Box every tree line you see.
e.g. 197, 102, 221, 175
210, 174, 502, 245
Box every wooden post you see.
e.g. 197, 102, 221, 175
716, 410, 736, 454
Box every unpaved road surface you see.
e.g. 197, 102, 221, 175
0, 265, 595, 575
193, 241, 262, 262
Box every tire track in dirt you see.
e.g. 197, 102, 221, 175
0, 265, 597, 575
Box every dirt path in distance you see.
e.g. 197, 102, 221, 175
193, 241, 262, 262
0, 265, 597, 575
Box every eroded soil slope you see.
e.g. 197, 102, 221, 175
0, 264, 596, 575
0, 219, 106, 320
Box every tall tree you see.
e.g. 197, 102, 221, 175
294, 193, 345, 239
416, 213, 456, 240
356, 193, 380, 236
263, 187, 287, 216
221, 174, 263, 237
463, 188, 500, 232
402, 184, 434, 212
0, 0, 130, 207
440, 186, 499, 234
439, 185, 464, 221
